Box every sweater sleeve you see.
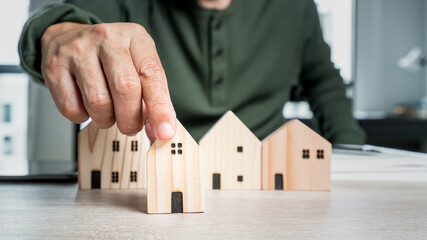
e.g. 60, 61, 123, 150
18, 0, 123, 84
299, 0, 366, 144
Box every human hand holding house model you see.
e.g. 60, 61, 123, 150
41, 20, 331, 215
41, 22, 176, 141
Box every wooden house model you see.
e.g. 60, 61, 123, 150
147, 120, 205, 214
200, 111, 261, 190
261, 119, 331, 191
78, 122, 150, 189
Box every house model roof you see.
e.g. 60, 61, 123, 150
262, 119, 329, 144
200, 110, 260, 143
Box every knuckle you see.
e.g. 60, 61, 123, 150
131, 23, 148, 36
148, 98, 170, 110
114, 74, 140, 95
58, 102, 84, 121
144, 34, 156, 47
92, 116, 115, 129
68, 37, 87, 56
87, 94, 112, 112
55, 43, 69, 57
137, 60, 163, 81
131, 24, 155, 45
43, 56, 62, 72
118, 122, 143, 136
146, 99, 174, 120
91, 23, 112, 40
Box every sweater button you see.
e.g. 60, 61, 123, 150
215, 77, 223, 85
216, 49, 223, 57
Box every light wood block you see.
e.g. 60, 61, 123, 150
147, 120, 205, 214
261, 119, 331, 191
78, 122, 150, 189
200, 111, 261, 190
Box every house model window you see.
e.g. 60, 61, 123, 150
237, 175, 243, 182
112, 140, 120, 152
112, 171, 119, 183
171, 142, 183, 155
130, 171, 137, 182
237, 146, 243, 152
317, 149, 324, 159
131, 140, 138, 152
302, 149, 310, 159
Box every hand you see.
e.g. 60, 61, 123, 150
41, 22, 176, 141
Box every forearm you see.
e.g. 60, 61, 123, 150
306, 77, 365, 144
299, 0, 365, 144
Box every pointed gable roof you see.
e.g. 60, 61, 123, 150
200, 111, 260, 143
262, 119, 330, 145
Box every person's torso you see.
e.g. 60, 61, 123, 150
122, 0, 309, 141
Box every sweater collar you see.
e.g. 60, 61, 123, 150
183, 0, 238, 20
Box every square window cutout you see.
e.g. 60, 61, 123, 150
237, 175, 243, 182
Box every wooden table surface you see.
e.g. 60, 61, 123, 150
0, 180, 426, 239
1, 150, 427, 239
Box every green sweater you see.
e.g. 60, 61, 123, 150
19, 0, 366, 144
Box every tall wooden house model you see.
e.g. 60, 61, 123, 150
200, 111, 261, 190
261, 119, 331, 191
147, 120, 205, 214
78, 122, 150, 189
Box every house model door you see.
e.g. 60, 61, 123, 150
171, 192, 183, 213
275, 173, 283, 190
91, 170, 101, 189
212, 173, 221, 189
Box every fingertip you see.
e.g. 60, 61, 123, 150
114, 117, 143, 136
146, 103, 176, 141
155, 121, 175, 141
72, 115, 90, 124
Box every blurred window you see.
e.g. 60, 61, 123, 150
0, 1, 29, 173
2, 104, 12, 123
315, 0, 354, 84
3, 136, 13, 155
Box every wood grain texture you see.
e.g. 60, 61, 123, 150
262, 120, 331, 191
200, 111, 261, 190
262, 124, 288, 190
1, 180, 427, 239
147, 120, 205, 214
78, 122, 150, 189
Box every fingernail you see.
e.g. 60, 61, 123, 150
156, 122, 174, 140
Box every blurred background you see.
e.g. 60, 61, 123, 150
0, 0, 426, 177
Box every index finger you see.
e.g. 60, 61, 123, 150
130, 32, 176, 141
